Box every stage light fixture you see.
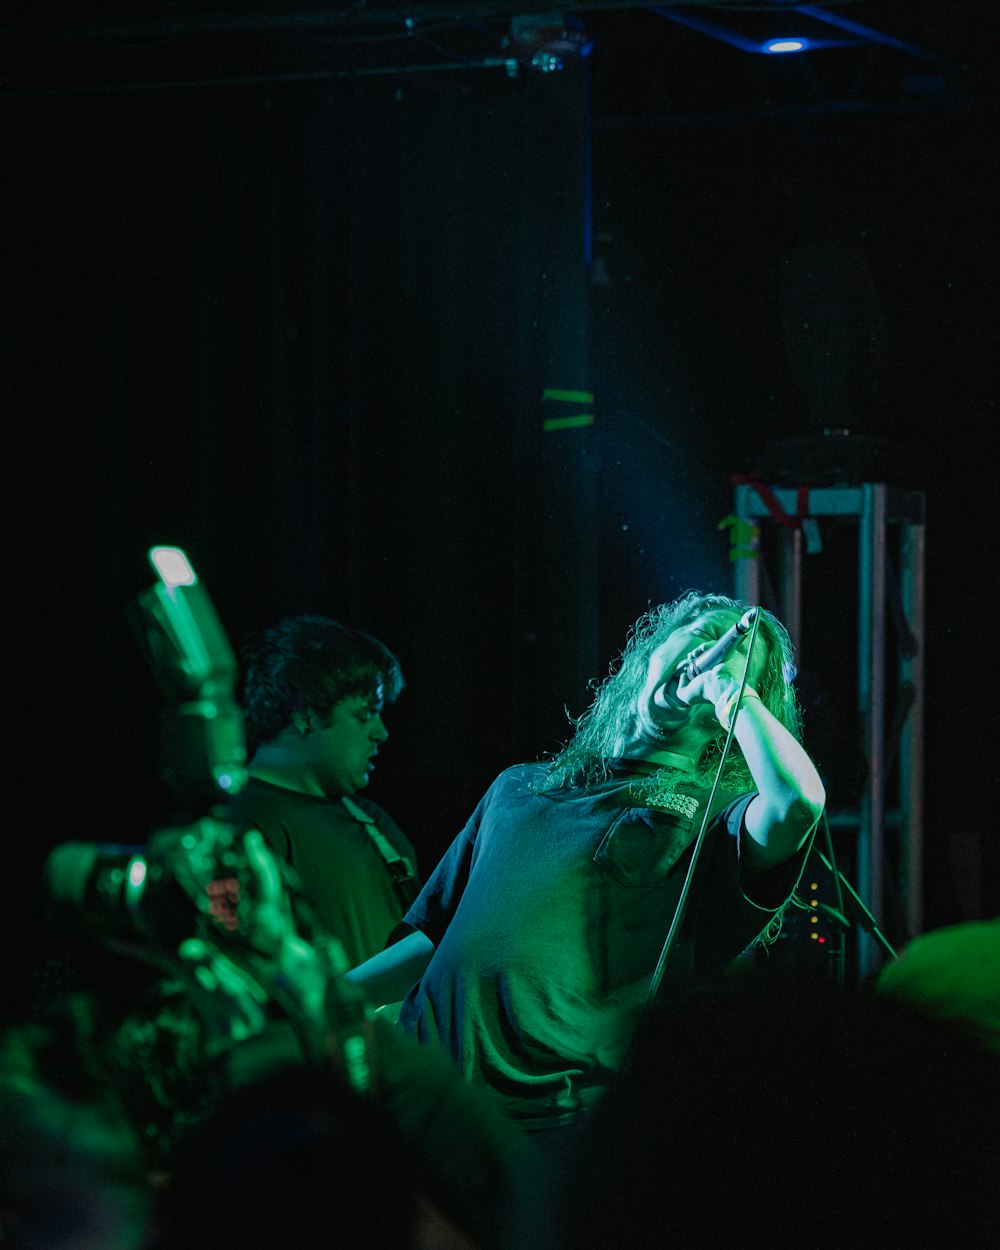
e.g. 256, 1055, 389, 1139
505, 13, 594, 74
651, 3, 942, 62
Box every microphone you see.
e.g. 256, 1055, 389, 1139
654, 608, 758, 711
684, 608, 758, 678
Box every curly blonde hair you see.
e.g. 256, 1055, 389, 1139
534, 591, 803, 794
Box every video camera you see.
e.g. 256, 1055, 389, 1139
43, 545, 248, 953
39, 548, 375, 1158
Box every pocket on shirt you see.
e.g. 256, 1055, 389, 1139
592, 805, 701, 888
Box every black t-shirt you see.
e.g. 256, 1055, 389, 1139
399, 761, 813, 1126
226, 779, 419, 967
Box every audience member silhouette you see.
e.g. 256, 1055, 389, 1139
531, 974, 1000, 1249
153, 1063, 429, 1249
876, 917, 1000, 1055
0, 1000, 149, 1250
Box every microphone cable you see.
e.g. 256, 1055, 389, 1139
646, 609, 762, 1003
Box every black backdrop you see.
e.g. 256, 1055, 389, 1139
4, 5, 998, 1011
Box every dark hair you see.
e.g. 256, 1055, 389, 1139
158, 1064, 418, 1250
536, 591, 802, 792
241, 615, 404, 754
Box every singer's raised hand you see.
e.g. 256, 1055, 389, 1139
674, 653, 752, 717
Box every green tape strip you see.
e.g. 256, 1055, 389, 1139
543, 389, 594, 404
543, 414, 595, 432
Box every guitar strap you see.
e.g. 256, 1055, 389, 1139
340, 795, 419, 908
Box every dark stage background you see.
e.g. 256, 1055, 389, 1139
4, 3, 998, 1010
